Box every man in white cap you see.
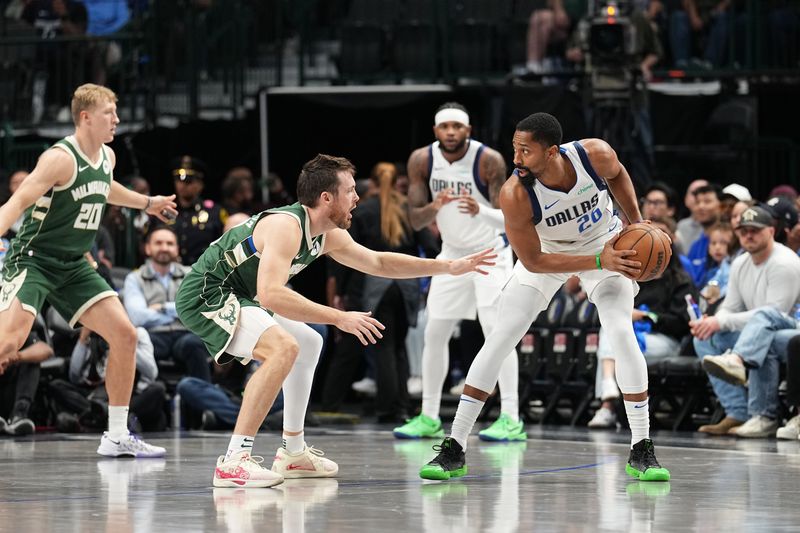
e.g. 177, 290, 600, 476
721, 183, 753, 203
396, 102, 526, 442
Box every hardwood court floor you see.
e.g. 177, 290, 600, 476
2, 425, 798, 532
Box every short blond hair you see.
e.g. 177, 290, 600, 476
71, 84, 117, 125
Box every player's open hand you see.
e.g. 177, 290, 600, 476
147, 195, 178, 222
448, 248, 497, 276
336, 310, 385, 346
457, 195, 480, 216
599, 235, 642, 279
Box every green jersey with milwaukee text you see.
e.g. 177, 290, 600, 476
190, 202, 325, 308
7, 136, 112, 261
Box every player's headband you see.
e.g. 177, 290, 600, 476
434, 109, 470, 127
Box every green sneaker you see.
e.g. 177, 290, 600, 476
393, 414, 445, 440
625, 439, 671, 482
478, 413, 528, 442
419, 438, 468, 480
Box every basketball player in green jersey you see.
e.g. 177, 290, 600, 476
175, 154, 496, 488
0, 84, 177, 457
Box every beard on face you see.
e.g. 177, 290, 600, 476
330, 203, 352, 230
439, 137, 467, 154
153, 251, 175, 265
515, 165, 539, 187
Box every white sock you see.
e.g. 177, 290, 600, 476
450, 394, 485, 451
282, 432, 305, 454
624, 399, 650, 448
107, 405, 129, 438
225, 434, 255, 460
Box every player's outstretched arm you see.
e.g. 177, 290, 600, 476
107, 182, 178, 222
324, 228, 497, 279
253, 215, 385, 346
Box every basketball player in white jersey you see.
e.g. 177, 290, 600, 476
421, 112, 671, 482
394, 103, 525, 442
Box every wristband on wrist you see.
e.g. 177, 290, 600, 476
145, 196, 152, 210
595, 253, 602, 270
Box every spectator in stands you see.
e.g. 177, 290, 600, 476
177, 361, 284, 430
685, 184, 721, 287
526, 0, 586, 73
588, 216, 697, 428
2, 169, 29, 238
0, 328, 53, 435
51, 325, 166, 432
123, 226, 211, 382
221, 168, 256, 216
764, 196, 799, 247
264, 172, 294, 210
641, 181, 678, 221
701, 305, 799, 438
776, 334, 800, 439
165, 156, 227, 265
101, 176, 151, 269
692, 205, 800, 435
676, 178, 708, 252
769, 184, 798, 203
719, 183, 751, 220
698, 221, 736, 303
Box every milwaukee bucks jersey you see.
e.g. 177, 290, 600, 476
8, 136, 112, 260
189, 202, 325, 307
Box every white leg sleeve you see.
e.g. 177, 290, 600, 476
421, 317, 458, 420
273, 316, 324, 433
591, 277, 648, 395
477, 304, 519, 419
465, 276, 551, 394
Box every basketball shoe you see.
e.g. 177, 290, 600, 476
96, 432, 166, 458
214, 451, 285, 488
625, 439, 670, 481
272, 444, 338, 479
478, 413, 527, 442
393, 414, 445, 439
419, 437, 468, 480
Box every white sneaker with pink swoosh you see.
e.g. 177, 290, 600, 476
213, 451, 284, 488
271, 444, 339, 479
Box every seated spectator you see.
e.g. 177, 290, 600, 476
221, 168, 256, 216
51, 326, 166, 432
123, 227, 211, 382
691, 206, 800, 435
720, 183, 752, 220
102, 176, 151, 269
685, 184, 722, 287
765, 196, 799, 248
526, 0, 585, 73
641, 181, 678, 221
0, 328, 53, 435
264, 172, 294, 210
701, 306, 799, 438
777, 334, 800, 439
676, 179, 709, 254
588, 229, 697, 428
177, 361, 284, 430
699, 221, 736, 303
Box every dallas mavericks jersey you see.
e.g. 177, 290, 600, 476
522, 141, 621, 252
190, 202, 325, 306
8, 136, 112, 260
428, 139, 497, 250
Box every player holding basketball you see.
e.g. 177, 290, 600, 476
394, 102, 525, 442
0, 84, 177, 457
421, 112, 671, 482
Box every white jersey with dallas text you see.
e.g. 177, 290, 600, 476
521, 141, 621, 254
429, 139, 499, 250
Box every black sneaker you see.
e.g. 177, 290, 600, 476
626, 439, 670, 481
7, 416, 35, 436
419, 437, 468, 480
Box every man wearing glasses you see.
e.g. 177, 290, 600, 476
691, 205, 800, 437
167, 156, 228, 265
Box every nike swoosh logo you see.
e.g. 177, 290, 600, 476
633, 404, 647, 409
79, 165, 89, 171
544, 200, 559, 210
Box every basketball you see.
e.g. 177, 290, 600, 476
613, 223, 672, 282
